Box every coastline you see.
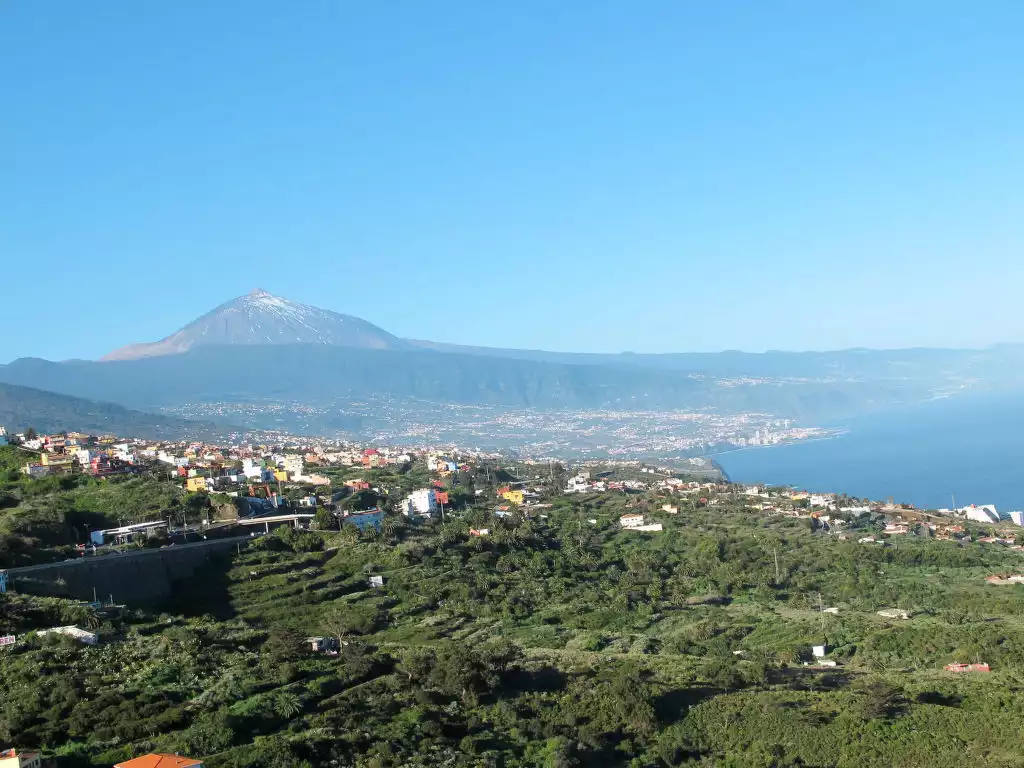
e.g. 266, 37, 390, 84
712, 392, 1024, 511
707, 430, 848, 459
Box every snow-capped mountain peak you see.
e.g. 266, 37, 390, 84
101, 291, 404, 361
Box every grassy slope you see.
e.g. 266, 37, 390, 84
4, 493, 1024, 766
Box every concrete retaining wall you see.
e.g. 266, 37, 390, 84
4, 537, 247, 606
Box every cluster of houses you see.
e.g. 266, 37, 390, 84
11, 424, 1024, 551
17, 432, 139, 479
561, 471, 1024, 549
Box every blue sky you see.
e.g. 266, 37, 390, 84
2, 1, 1022, 361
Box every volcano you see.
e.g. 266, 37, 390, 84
101, 290, 405, 361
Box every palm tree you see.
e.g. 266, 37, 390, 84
382, 516, 397, 542
274, 691, 301, 718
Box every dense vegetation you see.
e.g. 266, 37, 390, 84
4, 473, 1024, 767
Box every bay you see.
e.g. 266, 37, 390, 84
714, 391, 1024, 512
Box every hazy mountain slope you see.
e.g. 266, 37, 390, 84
103, 290, 405, 360
408, 339, 1024, 381
0, 382, 232, 439
0, 346, 924, 422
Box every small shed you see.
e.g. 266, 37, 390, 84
307, 636, 339, 653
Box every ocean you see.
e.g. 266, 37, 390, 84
714, 391, 1024, 512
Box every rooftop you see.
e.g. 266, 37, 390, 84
1, 749, 41, 759
114, 755, 203, 768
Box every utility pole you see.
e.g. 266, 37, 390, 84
773, 548, 780, 585
818, 591, 826, 643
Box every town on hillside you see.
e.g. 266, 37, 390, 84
3, 424, 1023, 555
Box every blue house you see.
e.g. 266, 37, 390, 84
345, 508, 384, 533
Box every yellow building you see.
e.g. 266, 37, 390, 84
186, 476, 208, 492
500, 489, 524, 505
40, 453, 75, 471
274, 469, 289, 482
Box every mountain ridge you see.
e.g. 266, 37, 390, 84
98, 291, 1024, 376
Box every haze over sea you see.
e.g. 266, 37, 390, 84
715, 390, 1024, 513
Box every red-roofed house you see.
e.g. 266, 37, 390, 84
114, 755, 203, 768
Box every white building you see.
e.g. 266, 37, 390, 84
1011, 511, 1024, 527
565, 474, 592, 493
74, 448, 96, 465
242, 458, 265, 479
281, 456, 305, 476
113, 447, 136, 463
157, 450, 188, 467
0, 427, 7, 446
0, 747, 43, 768
958, 504, 1000, 524
620, 513, 646, 529
401, 488, 437, 517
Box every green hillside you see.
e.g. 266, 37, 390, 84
3, 480, 1024, 767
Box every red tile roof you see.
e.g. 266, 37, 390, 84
115, 755, 203, 768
